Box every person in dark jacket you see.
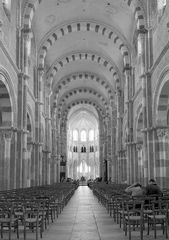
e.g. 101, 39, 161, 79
145, 179, 163, 196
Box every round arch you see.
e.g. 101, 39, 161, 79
0, 66, 17, 127
153, 66, 169, 126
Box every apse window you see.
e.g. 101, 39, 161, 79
73, 129, 78, 141
89, 129, 94, 141
157, 0, 166, 21
81, 130, 86, 142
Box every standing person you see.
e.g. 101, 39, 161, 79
145, 179, 163, 196
125, 183, 143, 197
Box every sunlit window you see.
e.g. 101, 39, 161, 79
89, 129, 94, 141
157, 0, 166, 11
157, 0, 166, 20
81, 130, 86, 142
73, 129, 78, 141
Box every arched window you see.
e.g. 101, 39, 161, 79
157, 0, 166, 11
157, 0, 166, 21
73, 129, 78, 141
89, 129, 94, 141
81, 130, 86, 142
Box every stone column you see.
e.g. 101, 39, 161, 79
30, 142, 36, 186
141, 1, 154, 184
4, 130, 13, 190
45, 78, 53, 184
35, 68, 44, 186
47, 153, 51, 184
16, 73, 24, 188
156, 128, 169, 188
99, 118, 104, 179
22, 29, 32, 188
122, 150, 127, 183
52, 104, 59, 183
10, 128, 17, 189
136, 143, 143, 184
124, 66, 134, 184
27, 142, 33, 187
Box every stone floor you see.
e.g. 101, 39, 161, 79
5, 186, 168, 240
43, 186, 127, 240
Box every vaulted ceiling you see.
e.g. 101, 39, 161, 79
25, 0, 142, 123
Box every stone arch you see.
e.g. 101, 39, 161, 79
52, 72, 114, 100
0, 66, 17, 127
38, 20, 130, 68
47, 51, 121, 84
153, 66, 169, 126
59, 99, 107, 120
56, 87, 109, 112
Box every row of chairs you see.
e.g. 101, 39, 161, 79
92, 183, 169, 240
0, 183, 76, 240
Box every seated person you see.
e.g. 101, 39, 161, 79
125, 182, 143, 197
145, 178, 163, 196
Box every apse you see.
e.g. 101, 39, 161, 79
67, 104, 99, 180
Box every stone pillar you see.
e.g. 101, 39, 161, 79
122, 150, 127, 183
45, 78, 53, 184
16, 73, 24, 188
136, 143, 144, 184
141, 1, 154, 184
156, 128, 169, 188
27, 142, 33, 187
4, 130, 13, 190
0, 129, 13, 190
10, 128, 17, 189
47, 153, 51, 184
35, 68, 44, 185
31, 142, 36, 186
124, 66, 133, 184
51, 105, 59, 183
22, 29, 32, 188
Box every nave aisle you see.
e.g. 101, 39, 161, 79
43, 186, 127, 240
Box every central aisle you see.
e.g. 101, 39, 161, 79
43, 186, 127, 240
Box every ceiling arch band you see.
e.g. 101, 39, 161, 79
51, 72, 114, 99
59, 98, 107, 120
38, 20, 130, 68
47, 51, 120, 83
56, 86, 109, 110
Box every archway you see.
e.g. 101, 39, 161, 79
0, 79, 13, 190
155, 78, 169, 187
67, 105, 99, 181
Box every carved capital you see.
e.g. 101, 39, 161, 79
136, 142, 143, 151
157, 128, 169, 139
0, 128, 13, 140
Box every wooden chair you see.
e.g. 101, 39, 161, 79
123, 199, 144, 240
147, 200, 168, 239
23, 202, 43, 240
0, 204, 18, 240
